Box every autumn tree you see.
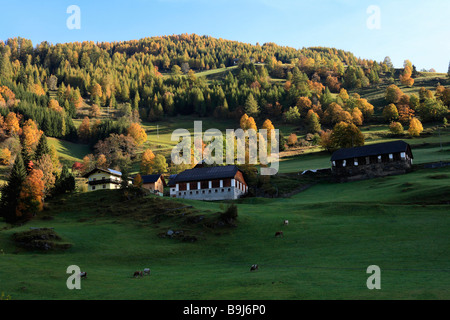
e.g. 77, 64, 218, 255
399, 65, 414, 87
90, 104, 101, 118
71, 89, 83, 109
240, 114, 249, 130
261, 119, 274, 136
0, 148, 12, 165
354, 98, 374, 119
319, 129, 335, 152
246, 116, 257, 131
21, 119, 42, 158
133, 173, 143, 188
389, 122, 404, 135
385, 85, 403, 104
323, 102, 352, 125
96, 153, 108, 169
326, 75, 341, 93
127, 122, 147, 145
296, 96, 312, 116
351, 107, 364, 126
330, 122, 365, 149
338, 88, 349, 101
48, 99, 64, 113
171, 65, 182, 76
17, 168, 45, 220
90, 83, 103, 101
141, 149, 156, 174
382, 104, 399, 122
287, 133, 298, 146
35, 154, 56, 197
82, 154, 96, 174
78, 117, 91, 142
94, 134, 137, 169
408, 118, 423, 136
152, 154, 168, 173
419, 87, 434, 101
5, 112, 20, 135
397, 104, 415, 125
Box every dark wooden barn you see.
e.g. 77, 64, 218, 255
330, 140, 414, 182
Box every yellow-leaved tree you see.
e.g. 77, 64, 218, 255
128, 123, 147, 146
141, 149, 155, 174
408, 118, 423, 136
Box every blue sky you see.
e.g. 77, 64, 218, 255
1, 0, 449, 72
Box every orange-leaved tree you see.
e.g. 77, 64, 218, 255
128, 123, 147, 146
16, 168, 45, 220
141, 149, 155, 174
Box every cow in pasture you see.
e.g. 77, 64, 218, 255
250, 264, 259, 271
275, 231, 284, 237
283, 220, 289, 226
80, 272, 87, 279
143, 268, 151, 275
133, 271, 143, 278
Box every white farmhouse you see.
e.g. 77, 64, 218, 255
83, 168, 132, 191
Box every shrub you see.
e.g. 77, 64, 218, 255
389, 122, 404, 135
220, 204, 238, 222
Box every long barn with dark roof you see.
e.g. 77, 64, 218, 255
331, 140, 413, 181
169, 164, 248, 200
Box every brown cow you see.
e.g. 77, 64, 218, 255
133, 271, 143, 278
275, 231, 284, 237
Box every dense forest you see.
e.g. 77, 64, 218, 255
0, 34, 390, 137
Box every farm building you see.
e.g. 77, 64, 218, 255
83, 168, 132, 191
169, 164, 248, 200
141, 174, 166, 196
331, 140, 414, 182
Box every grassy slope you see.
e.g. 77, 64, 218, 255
0, 166, 449, 300
47, 137, 91, 165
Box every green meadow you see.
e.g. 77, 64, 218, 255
1, 74, 449, 300
0, 165, 449, 300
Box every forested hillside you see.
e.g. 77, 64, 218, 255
1, 34, 449, 223
0, 34, 386, 133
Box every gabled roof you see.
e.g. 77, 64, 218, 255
172, 165, 241, 184
83, 167, 122, 178
167, 174, 178, 187
331, 140, 413, 161
141, 174, 166, 186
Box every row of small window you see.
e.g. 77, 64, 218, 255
91, 185, 119, 190
178, 188, 231, 196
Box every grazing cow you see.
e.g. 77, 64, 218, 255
284, 220, 289, 226
143, 268, 151, 275
250, 264, 259, 271
275, 231, 284, 237
133, 271, 143, 278
80, 272, 87, 279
